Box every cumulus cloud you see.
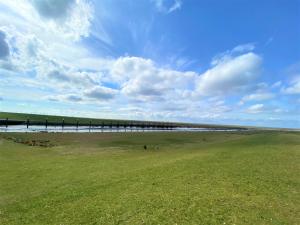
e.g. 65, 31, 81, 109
0, 30, 9, 59
110, 56, 197, 101
47, 70, 71, 82
33, 48, 264, 105
31, 0, 75, 20
66, 94, 82, 102
84, 86, 117, 100
0, 0, 110, 104
0, 0, 95, 86
197, 52, 262, 96
46, 87, 117, 103
0, 0, 93, 42
43, 67, 100, 89
99, 51, 264, 110
26, 54, 103, 90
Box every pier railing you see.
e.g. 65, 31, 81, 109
0, 118, 180, 130
0, 118, 248, 132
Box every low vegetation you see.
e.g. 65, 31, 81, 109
0, 131, 299, 224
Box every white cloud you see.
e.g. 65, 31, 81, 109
197, 52, 262, 96
38, 63, 102, 89
245, 104, 288, 115
0, 30, 9, 59
0, 0, 105, 100
47, 93, 82, 102
282, 76, 300, 94
109, 51, 263, 103
168, 0, 182, 13
110, 56, 197, 101
246, 104, 265, 114
0, 0, 93, 41
232, 43, 255, 53
211, 43, 256, 66
272, 81, 282, 88
152, 0, 182, 13
84, 86, 118, 100
46, 86, 118, 103
0, 0, 95, 79
242, 92, 274, 102
31, 0, 75, 20
1, 28, 265, 114
47, 70, 71, 82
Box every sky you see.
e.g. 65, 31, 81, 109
0, 0, 299, 128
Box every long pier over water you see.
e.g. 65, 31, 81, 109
0, 117, 248, 133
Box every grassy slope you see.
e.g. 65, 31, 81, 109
0, 111, 128, 125
0, 131, 299, 225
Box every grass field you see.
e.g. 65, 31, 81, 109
0, 131, 299, 224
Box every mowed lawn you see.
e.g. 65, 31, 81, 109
0, 131, 299, 225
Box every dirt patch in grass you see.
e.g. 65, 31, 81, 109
1, 135, 55, 148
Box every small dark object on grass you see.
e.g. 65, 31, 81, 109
143, 145, 147, 150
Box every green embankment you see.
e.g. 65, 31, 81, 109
0, 131, 299, 224
0, 112, 129, 125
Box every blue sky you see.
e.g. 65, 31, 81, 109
0, 0, 299, 128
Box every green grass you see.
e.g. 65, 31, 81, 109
0, 111, 131, 125
0, 131, 299, 224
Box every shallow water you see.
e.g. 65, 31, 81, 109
0, 125, 241, 133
